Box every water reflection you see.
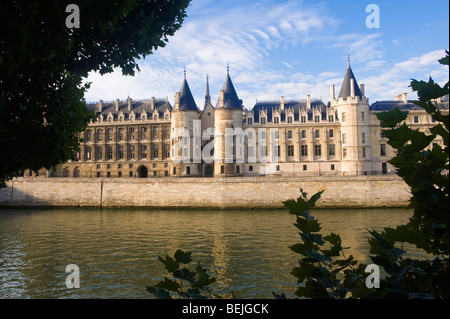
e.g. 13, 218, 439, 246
0, 208, 413, 299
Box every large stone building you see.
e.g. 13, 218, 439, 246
28, 62, 449, 179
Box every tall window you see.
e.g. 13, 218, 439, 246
288, 116, 293, 123
164, 145, 170, 158
328, 144, 335, 156
129, 146, 135, 159
329, 129, 334, 138
328, 115, 334, 122
301, 130, 306, 139
314, 115, 320, 123
141, 145, 147, 158
118, 146, 124, 159
107, 146, 113, 160
84, 147, 91, 160
97, 129, 103, 142
260, 146, 267, 157
342, 133, 347, 144
301, 145, 308, 156
140, 127, 147, 140
314, 144, 322, 156
315, 130, 320, 138
361, 111, 365, 122
153, 146, 159, 159
274, 117, 279, 124
342, 112, 346, 122
288, 145, 294, 156
300, 116, 306, 123
96, 147, 102, 160
362, 132, 366, 144
343, 148, 347, 158
260, 117, 266, 124
108, 128, 113, 141
287, 130, 293, 139
380, 144, 386, 156
247, 118, 253, 125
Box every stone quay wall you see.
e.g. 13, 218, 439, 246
0, 175, 411, 209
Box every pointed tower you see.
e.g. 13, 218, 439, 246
200, 75, 215, 177
171, 71, 201, 176
214, 67, 244, 176
331, 56, 371, 176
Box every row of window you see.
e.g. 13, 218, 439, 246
248, 114, 336, 125
77, 145, 171, 161
102, 113, 171, 123
84, 126, 170, 142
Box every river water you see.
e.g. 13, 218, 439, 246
0, 207, 415, 299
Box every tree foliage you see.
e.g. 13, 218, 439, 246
146, 250, 230, 299
0, 0, 190, 187
285, 50, 449, 299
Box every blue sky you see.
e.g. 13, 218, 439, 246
84, 0, 449, 109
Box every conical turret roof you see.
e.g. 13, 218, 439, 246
179, 75, 198, 111
338, 64, 363, 100
217, 68, 242, 109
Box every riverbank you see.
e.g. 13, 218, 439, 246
0, 175, 410, 209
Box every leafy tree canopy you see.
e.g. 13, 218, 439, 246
0, 0, 190, 186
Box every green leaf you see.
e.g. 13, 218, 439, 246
155, 277, 180, 292
410, 77, 448, 102
173, 267, 197, 284
194, 265, 216, 288
376, 107, 408, 128
174, 250, 192, 264
295, 280, 330, 299
158, 255, 179, 273
146, 286, 171, 299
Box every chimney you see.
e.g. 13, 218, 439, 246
174, 92, 180, 110
115, 99, 120, 112
127, 97, 132, 112
218, 90, 225, 108
360, 84, 365, 97
280, 96, 285, 111
307, 95, 311, 109
437, 97, 442, 103
150, 96, 156, 110
402, 93, 407, 103
350, 79, 355, 98
330, 84, 335, 101
98, 100, 103, 113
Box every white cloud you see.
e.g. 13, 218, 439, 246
83, 2, 447, 110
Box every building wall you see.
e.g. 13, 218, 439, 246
1, 175, 411, 209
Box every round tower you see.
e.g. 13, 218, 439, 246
171, 73, 201, 176
214, 68, 244, 176
331, 57, 371, 176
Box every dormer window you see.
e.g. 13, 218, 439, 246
260, 117, 266, 125
142, 115, 146, 121
154, 114, 158, 121
328, 115, 334, 122
314, 115, 320, 123
130, 116, 135, 122
287, 116, 293, 124
274, 117, 279, 124
247, 118, 253, 125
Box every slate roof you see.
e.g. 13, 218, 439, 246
179, 77, 199, 111
370, 100, 450, 112
217, 71, 243, 109
338, 65, 363, 99
87, 99, 172, 120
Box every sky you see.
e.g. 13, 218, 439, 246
84, 0, 449, 110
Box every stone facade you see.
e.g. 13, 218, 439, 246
23, 62, 448, 180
